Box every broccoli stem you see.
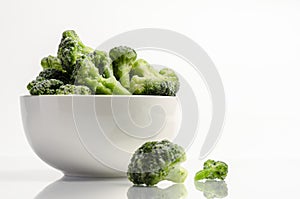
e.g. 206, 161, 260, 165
165, 166, 188, 183
194, 169, 212, 181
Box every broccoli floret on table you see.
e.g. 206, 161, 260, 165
127, 140, 187, 186
194, 160, 228, 181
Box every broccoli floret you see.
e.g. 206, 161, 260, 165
109, 46, 137, 89
127, 140, 187, 186
27, 76, 45, 91
194, 180, 228, 199
129, 59, 179, 96
194, 160, 228, 181
56, 84, 91, 95
29, 79, 64, 95
127, 184, 187, 199
41, 55, 64, 72
38, 69, 71, 84
72, 56, 131, 95
88, 50, 113, 78
57, 30, 93, 74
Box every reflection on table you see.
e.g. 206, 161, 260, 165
194, 180, 228, 199
127, 184, 187, 199
35, 176, 131, 199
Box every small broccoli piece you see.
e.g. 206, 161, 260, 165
56, 84, 91, 95
88, 50, 113, 78
127, 140, 187, 186
29, 79, 64, 95
194, 160, 228, 181
129, 59, 179, 96
72, 56, 131, 95
127, 184, 187, 199
38, 69, 71, 84
194, 180, 228, 199
57, 30, 93, 74
109, 46, 137, 89
27, 76, 45, 91
41, 55, 64, 71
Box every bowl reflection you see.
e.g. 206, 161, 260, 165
194, 180, 228, 199
127, 184, 187, 199
35, 176, 131, 199
35, 176, 187, 199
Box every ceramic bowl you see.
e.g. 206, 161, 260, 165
20, 95, 181, 177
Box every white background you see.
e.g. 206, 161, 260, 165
1, 0, 300, 198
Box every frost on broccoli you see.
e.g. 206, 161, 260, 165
194, 180, 228, 199
72, 56, 131, 95
28, 79, 64, 95
41, 55, 64, 72
129, 59, 179, 96
57, 30, 93, 74
127, 140, 187, 186
109, 46, 137, 89
56, 84, 91, 95
194, 160, 228, 181
88, 50, 113, 78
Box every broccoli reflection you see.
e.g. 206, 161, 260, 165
127, 184, 187, 199
194, 180, 228, 199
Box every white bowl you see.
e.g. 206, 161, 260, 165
20, 95, 181, 177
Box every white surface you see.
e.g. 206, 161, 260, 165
1, 157, 299, 198
1, 0, 300, 198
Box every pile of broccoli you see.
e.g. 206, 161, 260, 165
27, 30, 179, 96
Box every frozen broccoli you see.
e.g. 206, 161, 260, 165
29, 79, 64, 95
56, 84, 91, 95
88, 50, 113, 78
127, 184, 187, 199
72, 56, 131, 95
57, 30, 93, 74
127, 140, 187, 186
194, 180, 228, 199
109, 46, 137, 89
129, 59, 179, 96
41, 55, 64, 72
194, 160, 228, 181
38, 69, 71, 84
27, 76, 45, 91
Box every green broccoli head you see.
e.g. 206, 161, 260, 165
57, 30, 93, 74
38, 69, 71, 84
129, 59, 180, 96
72, 56, 131, 95
127, 184, 187, 199
41, 55, 64, 72
27, 76, 45, 91
56, 84, 91, 95
194, 160, 228, 181
109, 46, 137, 89
127, 140, 187, 186
194, 180, 228, 199
88, 50, 113, 78
28, 79, 64, 95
